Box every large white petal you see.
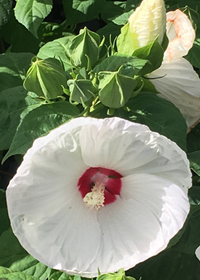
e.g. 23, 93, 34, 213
80, 117, 191, 191
7, 121, 102, 276
149, 57, 200, 128
95, 173, 189, 272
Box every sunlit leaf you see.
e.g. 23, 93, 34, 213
14, 0, 53, 38
3, 101, 79, 162
0, 53, 34, 92
0, 86, 27, 151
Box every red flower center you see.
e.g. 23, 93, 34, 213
78, 167, 122, 210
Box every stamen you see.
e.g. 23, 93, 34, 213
83, 182, 105, 211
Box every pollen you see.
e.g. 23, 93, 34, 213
83, 182, 105, 211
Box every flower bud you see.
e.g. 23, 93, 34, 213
69, 27, 101, 69
98, 68, 137, 108
23, 57, 67, 99
117, 0, 166, 55
67, 78, 97, 103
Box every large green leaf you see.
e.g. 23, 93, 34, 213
117, 93, 187, 150
0, 0, 12, 28
3, 101, 79, 162
0, 53, 34, 92
93, 55, 147, 74
14, 0, 53, 38
10, 255, 52, 280
62, 0, 105, 26
1, 11, 40, 53
187, 122, 200, 153
100, 2, 126, 23
37, 35, 74, 71
0, 190, 10, 236
0, 86, 27, 151
185, 40, 200, 69
0, 267, 39, 280
48, 271, 71, 280
188, 151, 200, 176
0, 228, 28, 268
128, 248, 200, 280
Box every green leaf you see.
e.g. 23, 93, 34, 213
172, 206, 200, 255
0, 86, 27, 151
62, 0, 105, 26
189, 185, 200, 206
0, 228, 28, 268
185, 41, 200, 68
0, 53, 34, 92
0, 0, 12, 28
118, 93, 187, 150
128, 248, 200, 280
0, 267, 39, 280
97, 269, 134, 280
132, 39, 164, 75
117, 22, 135, 56
3, 101, 79, 162
187, 122, 200, 153
188, 151, 200, 176
10, 255, 52, 280
93, 55, 148, 75
97, 22, 121, 44
101, 2, 126, 23
112, 10, 133, 26
14, 0, 53, 38
48, 271, 71, 280
0, 190, 10, 236
1, 11, 40, 53
37, 35, 75, 71
0, 226, 69, 280
0, 227, 56, 280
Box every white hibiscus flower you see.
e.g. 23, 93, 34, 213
6, 117, 192, 277
149, 9, 200, 130
128, 0, 166, 49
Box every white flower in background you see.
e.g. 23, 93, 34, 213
117, 0, 166, 54
195, 246, 200, 261
164, 9, 195, 62
149, 9, 200, 129
6, 117, 192, 277
128, 0, 166, 49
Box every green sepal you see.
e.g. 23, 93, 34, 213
98, 67, 137, 108
133, 38, 164, 76
69, 27, 101, 69
116, 22, 135, 56
23, 57, 67, 100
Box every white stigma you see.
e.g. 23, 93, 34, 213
83, 182, 105, 211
